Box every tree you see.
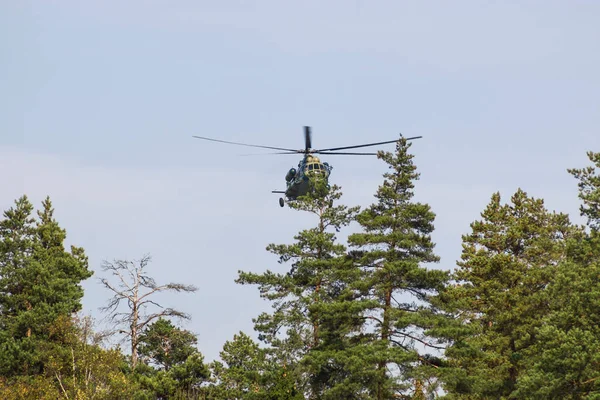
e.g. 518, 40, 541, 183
134, 317, 210, 397
0, 196, 93, 376
435, 189, 577, 398
138, 317, 199, 371
345, 138, 449, 399
514, 253, 600, 399
569, 151, 600, 229
513, 152, 600, 398
99, 255, 197, 369
207, 331, 301, 400
45, 313, 143, 399
236, 181, 361, 398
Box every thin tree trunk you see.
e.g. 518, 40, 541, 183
313, 278, 321, 347
26, 300, 32, 337
377, 286, 392, 400
131, 304, 138, 368
508, 338, 517, 393
131, 267, 140, 368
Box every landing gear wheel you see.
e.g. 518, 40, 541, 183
279, 198, 285, 207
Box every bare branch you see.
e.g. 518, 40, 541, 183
139, 299, 164, 309
137, 308, 190, 331
138, 283, 198, 302
109, 262, 134, 292
97, 255, 197, 369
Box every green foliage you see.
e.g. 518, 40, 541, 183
515, 255, 600, 398
513, 158, 600, 399
569, 151, 600, 229
0, 313, 141, 399
237, 180, 361, 398
0, 196, 93, 376
135, 318, 210, 397
207, 331, 302, 400
435, 189, 578, 398
3, 148, 600, 398
346, 138, 449, 399
138, 317, 200, 371
0, 375, 61, 399
45, 314, 143, 399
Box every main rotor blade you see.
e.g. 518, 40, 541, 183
315, 151, 378, 155
192, 136, 299, 152
238, 151, 300, 156
304, 126, 312, 151
315, 135, 423, 152
240, 150, 380, 155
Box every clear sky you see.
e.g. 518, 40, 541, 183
2, 0, 599, 362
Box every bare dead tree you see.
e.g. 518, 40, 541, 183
98, 254, 198, 369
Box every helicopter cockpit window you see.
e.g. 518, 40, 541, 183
306, 163, 329, 176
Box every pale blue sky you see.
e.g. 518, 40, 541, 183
2, 1, 599, 362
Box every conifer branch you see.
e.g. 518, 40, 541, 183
392, 330, 445, 350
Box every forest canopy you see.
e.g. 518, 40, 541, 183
1, 146, 599, 399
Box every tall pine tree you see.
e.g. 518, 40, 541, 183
346, 137, 448, 399
237, 181, 361, 398
514, 151, 600, 398
0, 196, 93, 376
435, 189, 577, 398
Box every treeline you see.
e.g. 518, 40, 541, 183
1, 140, 599, 399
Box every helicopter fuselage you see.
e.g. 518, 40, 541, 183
274, 155, 332, 205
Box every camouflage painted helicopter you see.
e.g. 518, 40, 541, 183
192, 126, 421, 207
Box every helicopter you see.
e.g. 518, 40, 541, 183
192, 126, 422, 207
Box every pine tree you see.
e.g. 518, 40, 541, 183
435, 189, 577, 398
236, 181, 360, 398
514, 251, 600, 399
569, 151, 600, 229
0, 196, 93, 376
135, 318, 209, 397
207, 331, 302, 400
209, 331, 269, 399
138, 317, 200, 371
346, 138, 448, 399
514, 151, 600, 398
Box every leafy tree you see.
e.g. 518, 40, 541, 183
98, 254, 198, 369
435, 189, 577, 398
0, 375, 60, 399
236, 181, 360, 398
345, 137, 449, 399
0, 313, 141, 399
45, 314, 142, 399
0, 196, 93, 376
